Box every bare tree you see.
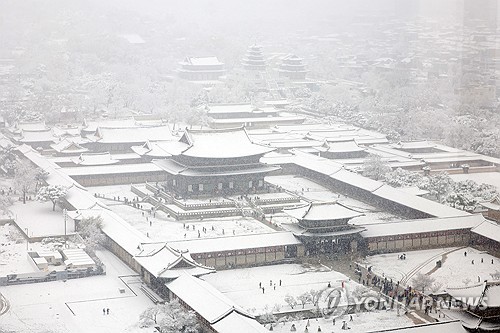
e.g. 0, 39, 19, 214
13, 160, 38, 204
411, 273, 436, 294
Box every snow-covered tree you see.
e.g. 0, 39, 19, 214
384, 168, 423, 188
13, 160, 38, 204
36, 185, 68, 211
78, 216, 106, 250
139, 299, 200, 333
419, 172, 453, 202
297, 292, 312, 309
284, 294, 297, 309
35, 169, 50, 192
411, 273, 436, 294
362, 154, 391, 180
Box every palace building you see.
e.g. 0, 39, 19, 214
277, 54, 308, 81
283, 201, 366, 255
177, 56, 226, 82
153, 127, 279, 197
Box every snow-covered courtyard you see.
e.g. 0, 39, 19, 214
203, 263, 366, 316
364, 247, 500, 291
8, 201, 76, 238
0, 250, 154, 333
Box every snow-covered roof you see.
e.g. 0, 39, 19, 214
291, 149, 344, 175
206, 104, 279, 115
71, 152, 119, 166
390, 141, 437, 150
62, 163, 162, 176
15, 121, 48, 132
360, 214, 485, 238
372, 185, 469, 218
323, 139, 365, 153
180, 56, 224, 66
179, 127, 274, 159
94, 125, 173, 143
131, 140, 187, 158
153, 158, 280, 177
134, 242, 214, 279
212, 312, 268, 333
167, 274, 257, 326
471, 219, 500, 243
51, 139, 88, 154
19, 129, 57, 143
284, 201, 363, 221
447, 281, 500, 308
82, 118, 137, 133
167, 232, 301, 254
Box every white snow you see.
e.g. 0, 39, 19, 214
9, 201, 75, 238
0, 250, 155, 333
202, 263, 362, 316
364, 247, 500, 291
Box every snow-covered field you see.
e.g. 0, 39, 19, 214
202, 263, 363, 316
0, 250, 154, 333
364, 247, 500, 291
8, 201, 75, 238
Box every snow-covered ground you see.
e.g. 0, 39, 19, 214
0, 250, 154, 333
202, 263, 363, 316
9, 201, 75, 238
364, 247, 500, 291
270, 309, 414, 333
108, 203, 275, 242
87, 184, 139, 202
450, 172, 500, 192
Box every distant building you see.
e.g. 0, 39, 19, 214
153, 127, 279, 197
242, 45, 266, 71
204, 103, 305, 129
277, 54, 308, 81
177, 56, 225, 82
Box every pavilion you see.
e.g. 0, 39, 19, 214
283, 201, 365, 255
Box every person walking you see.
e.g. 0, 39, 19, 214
106, 308, 110, 315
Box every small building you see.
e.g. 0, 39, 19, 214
85, 125, 174, 153
51, 139, 89, 156
283, 201, 365, 255
134, 242, 214, 291
316, 139, 368, 159
177, 56, 226, 82
277, 54, 308, 81
153, 127, 280, 198
204, 103, 305, 129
